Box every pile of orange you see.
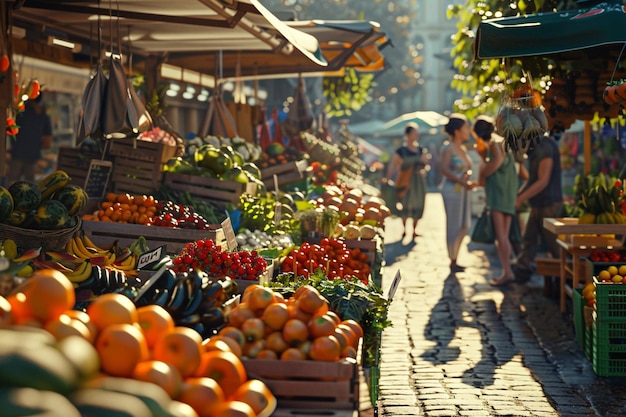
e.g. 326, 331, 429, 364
2, 269, 276, 417
219, 284, 363, 362
82, 192, 158, 225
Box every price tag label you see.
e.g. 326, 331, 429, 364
387, 269, 401, 301
84, 160, 112, 199
137, 246, 167, 270
221, 216, 237, 251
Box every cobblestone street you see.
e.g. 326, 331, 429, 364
377, 192, 626, 416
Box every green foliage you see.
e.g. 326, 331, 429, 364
323, 68, 375, 118
448, 0, 581, 118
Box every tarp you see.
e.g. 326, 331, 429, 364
376, 111, 448, 137
475, 1, 626, 59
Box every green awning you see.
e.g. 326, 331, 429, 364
475, 1, 626, 59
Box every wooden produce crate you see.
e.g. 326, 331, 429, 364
56, 146, 109, 189
108, 138, 177, 195
163, 172, 257, 207
261, 160, 308, 189
242, 355, 366, 410
81, 220, 227, 255
543, 217, 626, 247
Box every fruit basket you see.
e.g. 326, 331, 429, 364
0, 220, 81, 251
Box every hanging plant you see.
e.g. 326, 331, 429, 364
323, 67, 375, 118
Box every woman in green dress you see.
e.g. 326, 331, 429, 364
384, 122, 429, 240
473, 116, 519, 286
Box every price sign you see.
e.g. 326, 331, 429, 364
84, 160, 112, 199
137, 245, 168, 270
221, 216, 237, 251
387, 269, 402, 301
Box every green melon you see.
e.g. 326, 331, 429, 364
52, 185, 89, 216
8, 181, 41, 212
0, 186, 14, 221
33, 200, 69, 230
5, 210, 27, 226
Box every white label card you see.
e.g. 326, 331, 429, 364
387, 269, 401, 301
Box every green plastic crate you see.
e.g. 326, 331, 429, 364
573, 288, 585, 349
592, 314, 626, 376
585, 324, 593, 361
593, 276, 626, 322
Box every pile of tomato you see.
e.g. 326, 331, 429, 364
280, 237, 371, 283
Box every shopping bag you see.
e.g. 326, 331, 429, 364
471, 207, 495, 244
395, 167, 412, 200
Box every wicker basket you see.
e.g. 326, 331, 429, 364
0, 219, 81, 251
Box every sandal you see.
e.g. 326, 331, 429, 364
488, 276, 515, 287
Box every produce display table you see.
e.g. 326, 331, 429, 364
543, 218, 626, 313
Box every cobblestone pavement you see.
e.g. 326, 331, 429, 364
377, 192, 626, 417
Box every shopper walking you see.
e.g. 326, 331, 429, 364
512, 129, 564, 282
383, 122, 429, 240
472, 116, 519, 286
439, 113, 475, 271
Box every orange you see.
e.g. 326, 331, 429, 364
153, 326, 203, 378
230, 379, 277, 417
136, 305, 175, 349
341, 319, 364, 341
6, 293, 33, 325
105, 192, 118, 203
280, 347, 306, 360
132, 360, 183, 399
96, 323, 149, 377
262, 303, 289, 331
296, 286, 326, 314
0, 295, 13, 326
264, 331, 288, 354
15, 269, 75, 323
178, 377, 225, 417
341, 345, 358, 359
286, 300, 312, 323
282, 319, 309, 346
298, 340, 312, 357
227, 303, 256, 328
246, 286, 275, 313
307, 314, 337, 338
194, 350, 247, 398
255, 349, 278, 360
332, 326, 350, 351
240, 318, 265, 342
309, 335, 341, 362
167, 401, 199, 417
86, 293, 138, 332
242, 339, 265, 358
44, 313, 93, 341
212, 400, 255, 417
203, 339, 233, 354
273, 292, 285, 304
337, 323, 358, 349
218, 326, 246, 348
325, 310, 342, 327
63, 309, 98, 341
203, 335, 243, 358
241, 284, 261, 304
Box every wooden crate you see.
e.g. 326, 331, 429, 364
56, 146, 109, 189
261, 160, 308, 189
81, 220, 227, 254
163, 172, 257, 207
242, 356, 364, 410
107, 138, 177, 195
543, 217, 626, 247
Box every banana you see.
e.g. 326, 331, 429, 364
81, 233, 108, 253
72, 234, 103, 259
65, 260, 93, 283
104, 249, 116, 266
114, 253, 137, 271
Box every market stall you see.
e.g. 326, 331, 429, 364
474, 0, 626, 377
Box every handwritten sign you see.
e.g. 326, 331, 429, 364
137, 246, 167, 270
84, 160, 112, 199
221, 216, 237, 251
387, 269, 402, 301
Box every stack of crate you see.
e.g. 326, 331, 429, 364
592, 276, 626, 376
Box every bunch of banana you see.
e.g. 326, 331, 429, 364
65, 232, 117, 266
578, 182, 626, 224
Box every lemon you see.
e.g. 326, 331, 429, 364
619, 265, 626, 276
582, 282, 595, 299
608, 266, 619, 277
598, 269, 612, 281
612, 275, 624, 283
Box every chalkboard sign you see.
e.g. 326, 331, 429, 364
84, 160, 112, 199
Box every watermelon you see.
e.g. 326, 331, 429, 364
0, 186, 14, 221
33, 200, 69, 230
52, 185, 89, 216
8, 181, 41, 212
